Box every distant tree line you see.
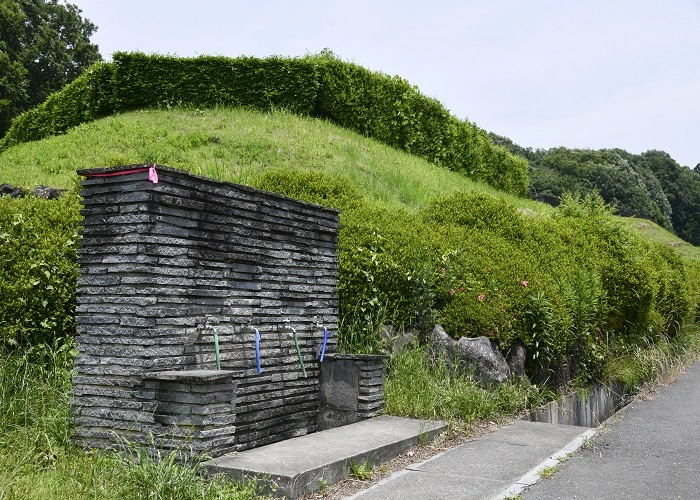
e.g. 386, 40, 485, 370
490, 133, 700, 246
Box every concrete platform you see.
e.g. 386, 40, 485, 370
202, 415, 448, 499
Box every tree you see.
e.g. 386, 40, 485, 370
0, 0, 101, 136
640, 150, 700, 246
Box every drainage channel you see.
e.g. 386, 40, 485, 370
524, 381, 632, 428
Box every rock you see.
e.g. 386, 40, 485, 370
380, 325, 416, 353
430, 324, 511, 387
0, 184, 22, 198
430, 324, 457, 369
32, 185, 65, 199
392, 331, 416, 353
457, 337, 511, 387
380, 324, 394, 344
506, 339, 528, 379
0, 184, 64, 199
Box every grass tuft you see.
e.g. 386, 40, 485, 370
383, 344, 538, 424
0, 348, 266, 499
605, 323, 700, 391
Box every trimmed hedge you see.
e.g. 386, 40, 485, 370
0, 52, 528, 196
0, 63, 115, 149
112, 53, 319, 114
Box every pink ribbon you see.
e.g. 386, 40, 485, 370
83, 164, 158, 184
148, 166, 158, 183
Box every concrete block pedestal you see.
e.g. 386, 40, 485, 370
318, 353, 388, 431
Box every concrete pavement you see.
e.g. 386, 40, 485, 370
522, 361, 700, 499
349, 420, 595, 500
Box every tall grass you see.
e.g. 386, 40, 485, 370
337, 300, 389, 355
605, 323, 700, 391
384, 345, 539, 424
0, 346, 267, 500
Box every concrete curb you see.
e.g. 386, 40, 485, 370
491, 427, 598, 499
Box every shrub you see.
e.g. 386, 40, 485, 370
252, 167, 364, 211
112, 52, 319, 115
0, 193, 81, 350
417, 191, 696, 386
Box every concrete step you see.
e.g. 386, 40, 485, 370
202, 415, 448, 499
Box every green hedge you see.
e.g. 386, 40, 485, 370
0, 52, 528, 196
112, 53, 319, 114
0, 63, 115, 149
0, 193, 81, 349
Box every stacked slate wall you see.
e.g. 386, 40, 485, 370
72, 164, 340, 454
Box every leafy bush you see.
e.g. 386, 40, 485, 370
0, 193, 81, 350
112, 52, 319, 115
252, 174, 697, 386
252, 167, 364, 211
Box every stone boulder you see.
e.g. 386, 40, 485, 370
33, 185, 65, 199
0, 184, 22, 198
0, 184, 65, 199
506, 339, 528, 380
430, 325, 510, 387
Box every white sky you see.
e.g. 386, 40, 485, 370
76, 0, 700, 169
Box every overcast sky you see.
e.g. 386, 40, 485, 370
76, 0, 700, 169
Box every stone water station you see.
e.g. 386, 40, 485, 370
70, 165, 444, 498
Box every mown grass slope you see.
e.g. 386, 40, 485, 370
0, 107, 544, 214
2, 106, 696, 253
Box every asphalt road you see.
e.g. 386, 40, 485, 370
523, 361, 700, 500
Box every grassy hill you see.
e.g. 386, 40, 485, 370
1, 106, 695, 253
0, 107, 543, 214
